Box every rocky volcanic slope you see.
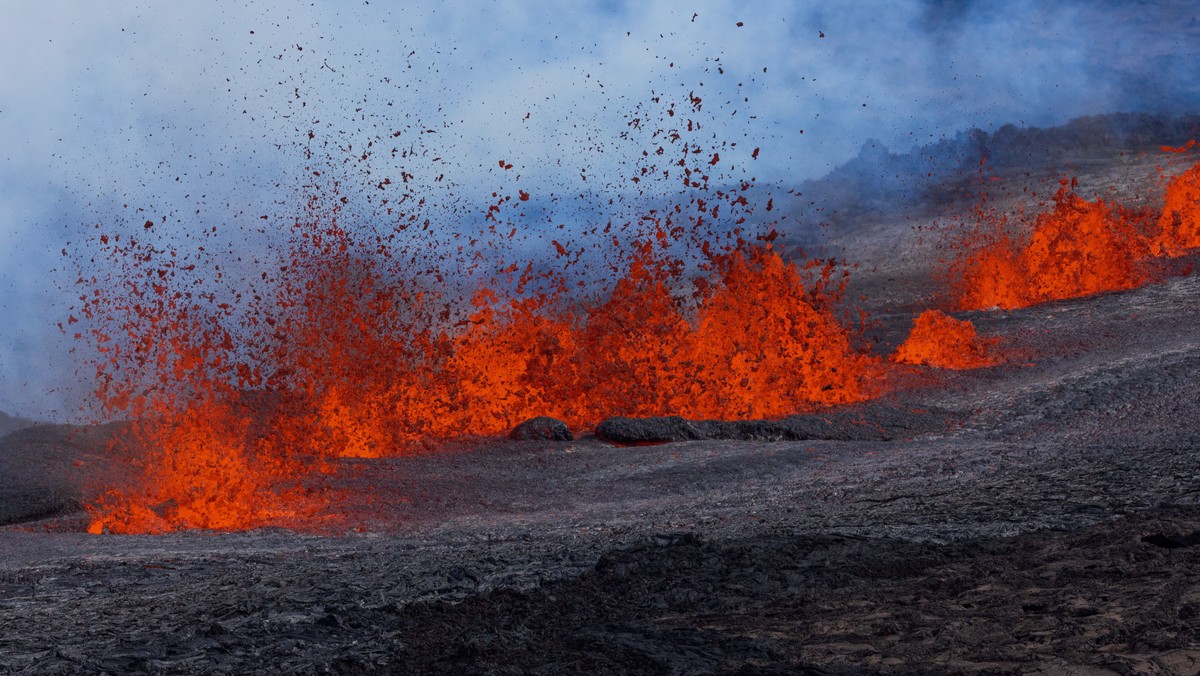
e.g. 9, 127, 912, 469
0, 410, 35, 439
2, 170, 1200, 672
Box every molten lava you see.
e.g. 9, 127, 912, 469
892, 310, 1001, 370
954, 179, 1153, 310
952, 152, 1200, 311
82, 113, 1197, 534
1152, 161, 1200, 257
79, 210, 882, 533
86, 400, 327, 535
262, 227, 880, 440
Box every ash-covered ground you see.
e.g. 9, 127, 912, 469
3, 153, 1200, 674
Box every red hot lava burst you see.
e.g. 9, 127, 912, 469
79, 102, 1196, 535
951, 151, 1200, 311
75, 92, 922, 534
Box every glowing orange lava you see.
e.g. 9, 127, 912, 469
88, 116, 1199, 534
892, 310, 1001, 370
1152, 161, 1200, 257
79, 209, 883, 533
954, 179, 1155, 310
86, 400, 327, 534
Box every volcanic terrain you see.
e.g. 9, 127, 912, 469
2, 139, 1200, 674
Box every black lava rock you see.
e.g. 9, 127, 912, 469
594, 405, 960, 445
595, 416, 705, 444
509, 416, 573, 441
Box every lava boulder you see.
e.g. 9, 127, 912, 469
595, 416, 705, 444
509, 416, 573, 441
594, 404, 961, 445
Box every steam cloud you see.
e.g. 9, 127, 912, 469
1, 0, 1197, 420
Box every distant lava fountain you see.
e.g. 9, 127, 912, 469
951, 154, 1200, 311
952, 179, 1154, 310
1152, 158, 1200, 257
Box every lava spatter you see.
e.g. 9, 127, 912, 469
892, 310, 1001, 370
953, 178, 1156, 310
1152, 161, 1200, 257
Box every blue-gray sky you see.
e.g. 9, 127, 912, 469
2, 1, 1198, 419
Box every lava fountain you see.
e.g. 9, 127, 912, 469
1152, 158, 1200, 256
951, 153, 1200, 311
80, 221, 883, 533
74, 87, 909, 533
892, 310, 1002, 370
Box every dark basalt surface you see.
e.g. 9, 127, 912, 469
595, 404, 961, 444
0, 425, 112, 527
509, 415, 574, 441
2, 254, 1199, 671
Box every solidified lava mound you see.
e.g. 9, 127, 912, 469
594, 403, 960, 444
